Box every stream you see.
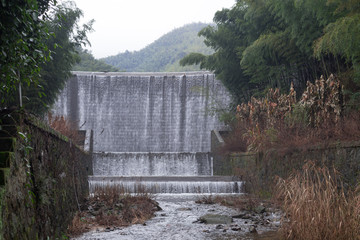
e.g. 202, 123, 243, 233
73, 194, 281, 240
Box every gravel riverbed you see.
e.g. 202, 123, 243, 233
73, 194, 281, 240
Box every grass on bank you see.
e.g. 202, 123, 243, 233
276, 162, 360, 240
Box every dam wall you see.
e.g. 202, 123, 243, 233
53, 71, 231, 153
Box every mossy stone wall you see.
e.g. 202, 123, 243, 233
0, 109, 92, 239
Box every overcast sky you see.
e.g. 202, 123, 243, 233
72, 0, 235, 59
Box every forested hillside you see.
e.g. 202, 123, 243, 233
181, 0, 360, 105
102, 23, 213, 72
72, 48, 120, 72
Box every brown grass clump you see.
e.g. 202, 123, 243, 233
67, 186, 161, 237
48, 112, 80, 142
91, 185, 127, 205
67, 212, 91, 237
276, 162, 360, 240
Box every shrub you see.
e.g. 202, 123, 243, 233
67, 186, 159, 237
225, 74, 360, 153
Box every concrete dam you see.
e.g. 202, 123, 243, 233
53, 71, 242, 193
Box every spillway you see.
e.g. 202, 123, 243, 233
53, 71, 240, 194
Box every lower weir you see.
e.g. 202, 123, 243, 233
89, 176, 242, 194
53, 72, 241, 194
90, 151, 242, 194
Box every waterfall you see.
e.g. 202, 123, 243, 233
53, 71, 241, 194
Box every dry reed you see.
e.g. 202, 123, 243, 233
223, 75, 360, 154
276, 162, 360, 240
48, 112, 80, 142
67, 186, 159, 237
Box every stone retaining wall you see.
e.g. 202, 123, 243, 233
0, 109, 92, 239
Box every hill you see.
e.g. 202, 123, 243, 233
72, 48, 120, 72
101, 22, 213, 72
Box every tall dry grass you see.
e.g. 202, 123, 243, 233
276, 162, 360, 240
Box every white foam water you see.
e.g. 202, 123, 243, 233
89, 179, 243, 194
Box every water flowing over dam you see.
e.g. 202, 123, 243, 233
53, 71, 242, 193
93, 152, 212, 176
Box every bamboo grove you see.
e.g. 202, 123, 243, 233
180, 0, 360, 105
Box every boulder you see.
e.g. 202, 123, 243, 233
177, 207, 192, 211
254, 205, 266, 214
198, 214, 233, 224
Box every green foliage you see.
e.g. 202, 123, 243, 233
179, 53, 206, 68
0, 0, 54, 107
182, 1, 284, 102
314, 10, 360, 88
20, 2, 93, 115
0, 1, 93, 115
240, 31, 299, 90
181, 0, 360, 104
102, 23, 213, 72
72, 48, 120, 72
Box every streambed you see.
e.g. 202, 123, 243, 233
73, 194, 281, 240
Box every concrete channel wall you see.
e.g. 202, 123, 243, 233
211, 130, 360, 192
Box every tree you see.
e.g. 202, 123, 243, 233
72, 48, 120, 72
181, 0, 359, 104
314, 0, 360, 103
0, 0, 54, 107
19, 2, 93, 115
181, 3, 255, 102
